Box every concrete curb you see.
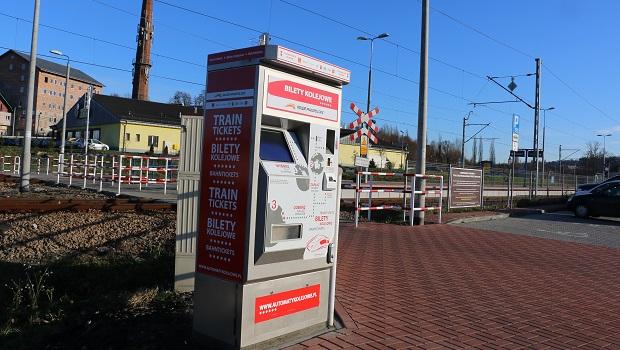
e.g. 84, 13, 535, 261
506, 208, 546, 217
447, 213, 509, 225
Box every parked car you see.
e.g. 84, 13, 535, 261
567, 180, 620, 218
576, 175, 620, 192
76, 138, 110, 151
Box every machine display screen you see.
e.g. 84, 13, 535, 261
260, 129, 294, 162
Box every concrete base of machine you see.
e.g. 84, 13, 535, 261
193, 269, 331, 348
174, 253, 196, 292
193, 323, 332, 350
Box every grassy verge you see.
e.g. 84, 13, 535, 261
0, 247, 193, 349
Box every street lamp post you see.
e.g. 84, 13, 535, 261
50, 50, 70, 168
357, 32, 389, 222
357, 33, 389, 115
597, 133, 612, 178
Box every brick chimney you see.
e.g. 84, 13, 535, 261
131, 0, 153, 100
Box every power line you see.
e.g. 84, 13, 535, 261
425, 4, 619, 127
0, 11, 207, 68
0, 45, 204, 86
543, 65, 620, 125
428, 4, 535, 60
277, 0, 485, 80
90, 0, 235, 50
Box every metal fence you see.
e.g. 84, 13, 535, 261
1, 153, 179, 196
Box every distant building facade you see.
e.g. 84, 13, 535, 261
0, 91, 12, 136
339, 129, 409, 169
63, 94, 203, 153
0, 49, 103, 136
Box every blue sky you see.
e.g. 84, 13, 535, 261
1, 0, 619, 161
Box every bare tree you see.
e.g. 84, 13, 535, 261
489, 139, 496, 165
169, 91, 193, 106
194, 89, 206, 107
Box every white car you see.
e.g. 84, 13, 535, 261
77, 138, 110, 151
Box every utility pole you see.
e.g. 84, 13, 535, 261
597, 133, 612, 178
533, 58, 541, 196
415, 0, 429, 225
460, 111, 472, 167
20, 0, 41, 192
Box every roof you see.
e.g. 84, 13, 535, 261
0, 89, 12, 112
3, 50, 103, 86
93, 94, 203, 126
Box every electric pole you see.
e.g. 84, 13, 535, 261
533, 58, 541, 196
20, 0, 41, 192
414, 0, 429, 225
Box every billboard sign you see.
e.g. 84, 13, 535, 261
197, 65, 257, 282
264, 72, 341, 123
449, 167, 483, 209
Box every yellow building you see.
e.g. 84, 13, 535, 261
339, 129, 409, 169
62, 94, 202, 153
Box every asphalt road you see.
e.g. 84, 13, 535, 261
456, 211, 620, 249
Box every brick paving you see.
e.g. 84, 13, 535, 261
293, 223, 620, 349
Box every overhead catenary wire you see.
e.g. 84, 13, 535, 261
3, 1, 602, 150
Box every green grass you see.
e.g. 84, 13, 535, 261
0, 247, 192, 349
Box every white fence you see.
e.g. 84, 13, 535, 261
1, 153, 179, 196
354, 171, 444, 227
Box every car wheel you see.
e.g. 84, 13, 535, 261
575, 205, 589, 218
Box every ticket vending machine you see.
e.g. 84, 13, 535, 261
193, 45, 350, 349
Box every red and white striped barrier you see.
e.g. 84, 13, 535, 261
354, 170, 444, 227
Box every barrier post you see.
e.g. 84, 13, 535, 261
139, 157, 143, 191
438, 176, 444, 224
367, 174, 372, 221
46, 157, 50, 175
118, 155, 123, 195
409, 176, 416, 226
56, 154, 62, 184
69, 154, 74, 186
99, 155, 104, 192
354, 172, 360, 228
402, 172, 407, 222
83, 155, 88, 189
111, 156, 116, 185
37, 158, 41, 174
164, 157, 169, 195
92, 155, 97, 184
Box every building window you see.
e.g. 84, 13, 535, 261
136, 134, 141, 142
93, 129, 100, 140
148, 135, 159, 148
71, 84, 74, 88
78, 86, 82, 90
70, 95, 73, 99
19, 86, 24, 93
20, 74, 25, 81
45, 77, 49, 83
125, 133, 130, 141
8, 63, 13, 71
43, 89, 47, 94
67, 131, 74, 138
21, 63, 25, 70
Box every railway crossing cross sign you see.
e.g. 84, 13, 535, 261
348, 102, 380, 157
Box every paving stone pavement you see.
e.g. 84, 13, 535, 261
289, 223, 620, 349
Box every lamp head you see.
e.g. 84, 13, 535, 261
49, 49, 63, 56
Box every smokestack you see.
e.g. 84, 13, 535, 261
132, 0, 153, 100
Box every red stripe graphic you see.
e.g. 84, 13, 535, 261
255, 284, 320, 323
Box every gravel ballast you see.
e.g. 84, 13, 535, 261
0, 210, 176, 264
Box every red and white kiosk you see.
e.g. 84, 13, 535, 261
192, 45, 349, 348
